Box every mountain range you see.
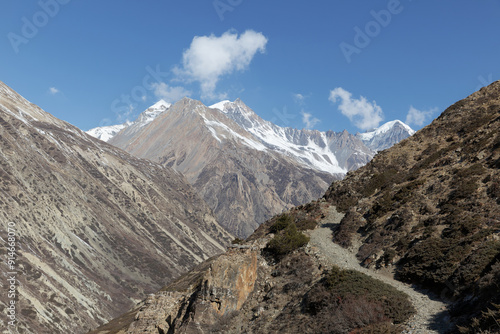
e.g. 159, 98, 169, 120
89, 81, 500, 334
0, 81, 232, 333
89, 98, 414, 237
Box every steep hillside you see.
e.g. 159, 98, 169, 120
325, 81, 500, 332
0, 81, 232, 334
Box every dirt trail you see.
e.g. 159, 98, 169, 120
305, 206, 453, 333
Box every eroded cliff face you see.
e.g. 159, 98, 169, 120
93, 244, 263, 334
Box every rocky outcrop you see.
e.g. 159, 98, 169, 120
0, 81, 233, 334
91, 244, 262, 334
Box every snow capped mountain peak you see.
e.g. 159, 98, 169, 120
87, 100, 171, 142
205, 99, 348, 174
138, 100, 170, 124
150, 99, 171, 110
358, 120, 414, 141
357, 120, 415, 151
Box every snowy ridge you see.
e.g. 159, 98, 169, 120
87, 99, 171, 142
213, 100, 346, 174
89, 97, 413, 174
209, 100, 231, 112
87, 123, 131, 142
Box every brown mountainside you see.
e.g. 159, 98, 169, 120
110, 98, 336, 237
0, 81, 232, 334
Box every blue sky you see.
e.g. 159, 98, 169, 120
1, 1, 499, 134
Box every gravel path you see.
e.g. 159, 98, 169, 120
305, 206, 453, 333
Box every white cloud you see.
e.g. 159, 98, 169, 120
293, 93, 305, 105
49, 87, 59, 95
405, 106, 438, 127
152, 82, 191, 103
301, 111, 320, 130
329, 87, 383, 131
174, 30, 268, 99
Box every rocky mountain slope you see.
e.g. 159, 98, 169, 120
0, 81, 232, 334
90, 81, 499, 333
104, 99, 413, 237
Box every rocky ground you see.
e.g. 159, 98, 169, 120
305, 206, 454, 334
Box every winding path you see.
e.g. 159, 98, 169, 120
305, 206, 452, 333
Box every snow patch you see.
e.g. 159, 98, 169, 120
209, 100, 231, 112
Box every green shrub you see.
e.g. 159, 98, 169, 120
267, 223, 310, 256
392, 179, 425, 204
452, 241, 500, 290
325, 266, 416, 324
269, 213, 293, 233
487, 181, 500, 204
366, 190, 393, 222
334, 210, 363, 248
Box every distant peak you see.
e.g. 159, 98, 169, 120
149, 99, 171, 110
363, 120, 415, 136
